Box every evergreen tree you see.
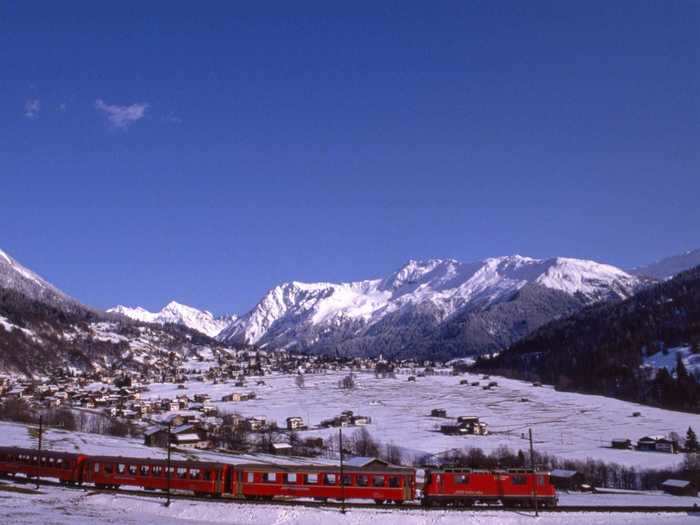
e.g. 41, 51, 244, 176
686, 426, 699, 453
676, 353, 689, 381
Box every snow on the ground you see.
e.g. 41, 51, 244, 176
1, 483, 698, 525
0, 315, 37, 340
143, 370, 695, 469
644, 347, 700, 377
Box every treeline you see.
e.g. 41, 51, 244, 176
476, 266, 700, 412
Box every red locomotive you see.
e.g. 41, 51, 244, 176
0, 446, 556, 508
423, 467, 557, 507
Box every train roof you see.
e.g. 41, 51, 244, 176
426, 467, 550, 474
84, 455, 226, 469
0, 446, 82, 459
234, 462, 415, 474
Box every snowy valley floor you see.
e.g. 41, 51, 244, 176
0, 483, 698, 525
135, 369, 696, 469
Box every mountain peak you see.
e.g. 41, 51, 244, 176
0, 247, 79, 309
108, 301, 236, 338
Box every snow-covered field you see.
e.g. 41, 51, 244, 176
644, 346, 700, 377
1, 482, 698, 525
140, 369, 695, 469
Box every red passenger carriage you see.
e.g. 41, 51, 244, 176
235, 464, 416, 503
83, 455, 233, 496
0, 446, 85, 485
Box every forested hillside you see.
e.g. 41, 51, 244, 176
0, 287, 231, 376
477, 266, 700, 412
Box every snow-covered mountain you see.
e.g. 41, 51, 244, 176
0, 248, 80, 310
218, 255, 644, 358
631, 248, 700, 280
108, 301, 236, 338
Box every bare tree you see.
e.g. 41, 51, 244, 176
383, 442, 403, 465
351, 427, 379, 457
338, 374, 355, 390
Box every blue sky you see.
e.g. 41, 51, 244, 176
1, 1, 698, 315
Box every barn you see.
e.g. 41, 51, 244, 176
660, 479, 697, 497
549, 469, 585, 491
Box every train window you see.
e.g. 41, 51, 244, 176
177, 467, 187, 479
203, 470, 212, 481
373, 476, 385, 487
285, 473, 297, 484
388, 477, 400, 488
118, 464, 126, 474
264, 472, 277, 483
455, 474, 469, 484
324, 473, 336, 485
129, 465, 138, 475
152, 466, 162, 476
357, 475, 369, 487
341, 475, 352, 486
140, 465, 149, 476
94, 463, 100, 473
306, 473, 318, 484
190, 468, 200, 480
105, 464, 114, 475
246, 472, 254, 483
512, 475, 527, 485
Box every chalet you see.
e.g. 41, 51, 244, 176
637, 436, 678, 454
286, 416, 305, 430
611, 438, 632, 449
660, 479, 697, 497
247, 417, 267, 431
440, 416, 488, 436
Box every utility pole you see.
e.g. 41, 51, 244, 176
165, 420, 172, 507
339, 427, 346, 514
36, 415, 43, 489
529, 428, 538, 517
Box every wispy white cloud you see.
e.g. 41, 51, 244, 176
95, 99, 148, 129
24, 98, 40, 119
163, 112, 182, 124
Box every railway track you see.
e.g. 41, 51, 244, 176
3, 476, 698, 514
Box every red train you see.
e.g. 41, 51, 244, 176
0, 446, 556, 508
423, 467, 558, 507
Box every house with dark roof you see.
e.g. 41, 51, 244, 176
661, 479, 697, 497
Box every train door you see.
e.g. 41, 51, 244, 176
402, 475, 412, 501
223, 466, 233, 496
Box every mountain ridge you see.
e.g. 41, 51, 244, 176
217, 255, 644, 358
108, 301, 236, 338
